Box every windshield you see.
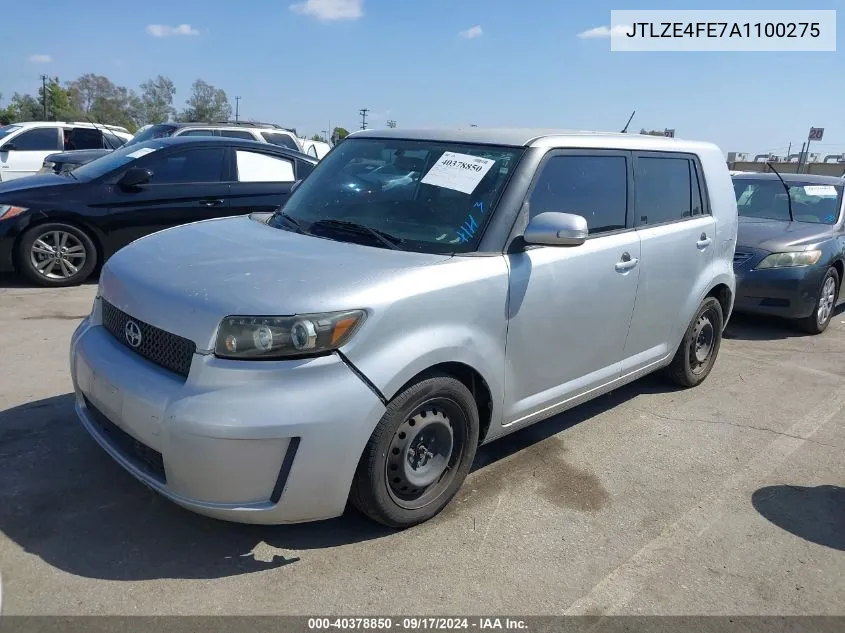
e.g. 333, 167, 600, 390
124, 124, 177, 147
71, 142, 165, 180
269, 137, 524, 253
0, 125, 22, 141
733, 178, 843, 225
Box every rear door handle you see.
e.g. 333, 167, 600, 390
615, 253, 639, 272
199, 198, 225, 207
697, 233, 712, 249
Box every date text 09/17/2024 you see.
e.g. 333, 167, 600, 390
307, 617, 528, 630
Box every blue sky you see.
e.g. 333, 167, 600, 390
1, 0, 842, 157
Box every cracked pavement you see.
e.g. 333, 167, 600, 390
1, 278, 843, 616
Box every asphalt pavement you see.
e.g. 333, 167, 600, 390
0, 275, 843, 616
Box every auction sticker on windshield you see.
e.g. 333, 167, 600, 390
421, 152, 496, 194
803, 185, 839, 197
126, 147, 157, 159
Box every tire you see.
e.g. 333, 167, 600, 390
797, 267, 839, 335
665, 296, 724, 388
17, 222, 97, 287
350, 373, 480, 529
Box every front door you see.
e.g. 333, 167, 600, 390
0, 126, 62, 181
622, 152, 716, 373
503, 151, 641, 427
98, 146, 231, 255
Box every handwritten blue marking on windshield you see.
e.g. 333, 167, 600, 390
454, 201, 487, 243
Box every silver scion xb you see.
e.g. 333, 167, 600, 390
69, 128, 738, 528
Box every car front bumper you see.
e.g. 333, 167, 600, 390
0, 219, 17, 273
733, 263, 827, 320
69, 304, 386, 524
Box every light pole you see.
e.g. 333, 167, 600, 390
234, 96, 241, 122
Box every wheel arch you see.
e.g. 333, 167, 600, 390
389, 362, 495, 446
705, 282, 733, 328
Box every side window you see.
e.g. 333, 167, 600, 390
219, 130, 256, 140
296, 160, 315, 179
139, 148, 226, 184
261, 132, 300, 151
66, 127, 103, 150
528, 155, 628, 234
235, 150, 295, 182
10, 127, 61, 151
634, 156, 693, 226
179, 129, 217, 137
690, 161, 705, 215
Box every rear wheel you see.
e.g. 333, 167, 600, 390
665, 297, 724, 388
797, 267, 839, 335
350, 374, 479, 528
17, 223, 97, 287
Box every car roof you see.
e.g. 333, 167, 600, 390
157, 121, 296, 133
137, 135, 317, 162
349, 127, 719, 153
730, 171, 844, 185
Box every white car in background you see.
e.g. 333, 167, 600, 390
0, 121, 132, 181
299, 138, 332, 159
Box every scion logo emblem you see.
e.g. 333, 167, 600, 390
124, 320, 142, 348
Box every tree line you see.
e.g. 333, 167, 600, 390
0, 74, 349, 139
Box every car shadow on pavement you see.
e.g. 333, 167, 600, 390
723, 304, 845, 341
0, 376, 680, 581
0, 273, 99, 290
751, 484, 845, 551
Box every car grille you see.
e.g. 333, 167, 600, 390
84, 396, 166, 483
101, 300, 195, 380
733, 251, 754, 267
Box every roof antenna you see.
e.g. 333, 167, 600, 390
766, 162, 794, 222
620, 110, 636, 134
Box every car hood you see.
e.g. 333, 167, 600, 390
46, 149, 112, 163
737, 216, 836, 252
99, 214, 455, 351
0, 173, 75, 196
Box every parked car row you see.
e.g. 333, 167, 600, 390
0, 136, 318, 285
36, 120, 315, 176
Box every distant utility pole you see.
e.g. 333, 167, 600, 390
234, 96, 241, 122
386, 119, 396, 128
359, 108, 369, 130
40, 74, 48, 120
321, 129, 328, 140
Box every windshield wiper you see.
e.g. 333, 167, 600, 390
766, 162, 794, 222
309, 219, 404, 250
278, 211, 308, 233
65, 169, 78, 180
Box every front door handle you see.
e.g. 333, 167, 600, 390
697, 233, 712, 249
199, 198, 225, 207
615, 252, 639, 272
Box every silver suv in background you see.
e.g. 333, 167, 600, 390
128, 121, 303, 152
69, 128, 737, 529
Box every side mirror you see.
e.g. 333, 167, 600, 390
291, 179, 303, 193
0, 143, 15, 152
118, 167, 153, 189
523, 212, 589, 247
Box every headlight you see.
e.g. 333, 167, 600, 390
214, 310, 366, 359
756, 250, 822, 269
0, 205, 28, 220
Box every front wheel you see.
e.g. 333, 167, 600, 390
17, 222, 97, 287
349, 374, 479, 528
797, 267, 839, 335
665, 296, 725, 388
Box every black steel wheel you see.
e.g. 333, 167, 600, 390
665, 296, 724, 388
350, 373, 479, 528
17, 222, 97, 287
797, 267, 839, 335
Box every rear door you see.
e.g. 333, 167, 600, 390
622, 152, 715, 373
98, 146, 231, 252
226, 147, 300, 215
0, 126, 62, 180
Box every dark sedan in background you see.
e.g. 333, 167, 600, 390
38, 148, 113, 175
731, 172, 845, 334
0, 136, 317, 287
